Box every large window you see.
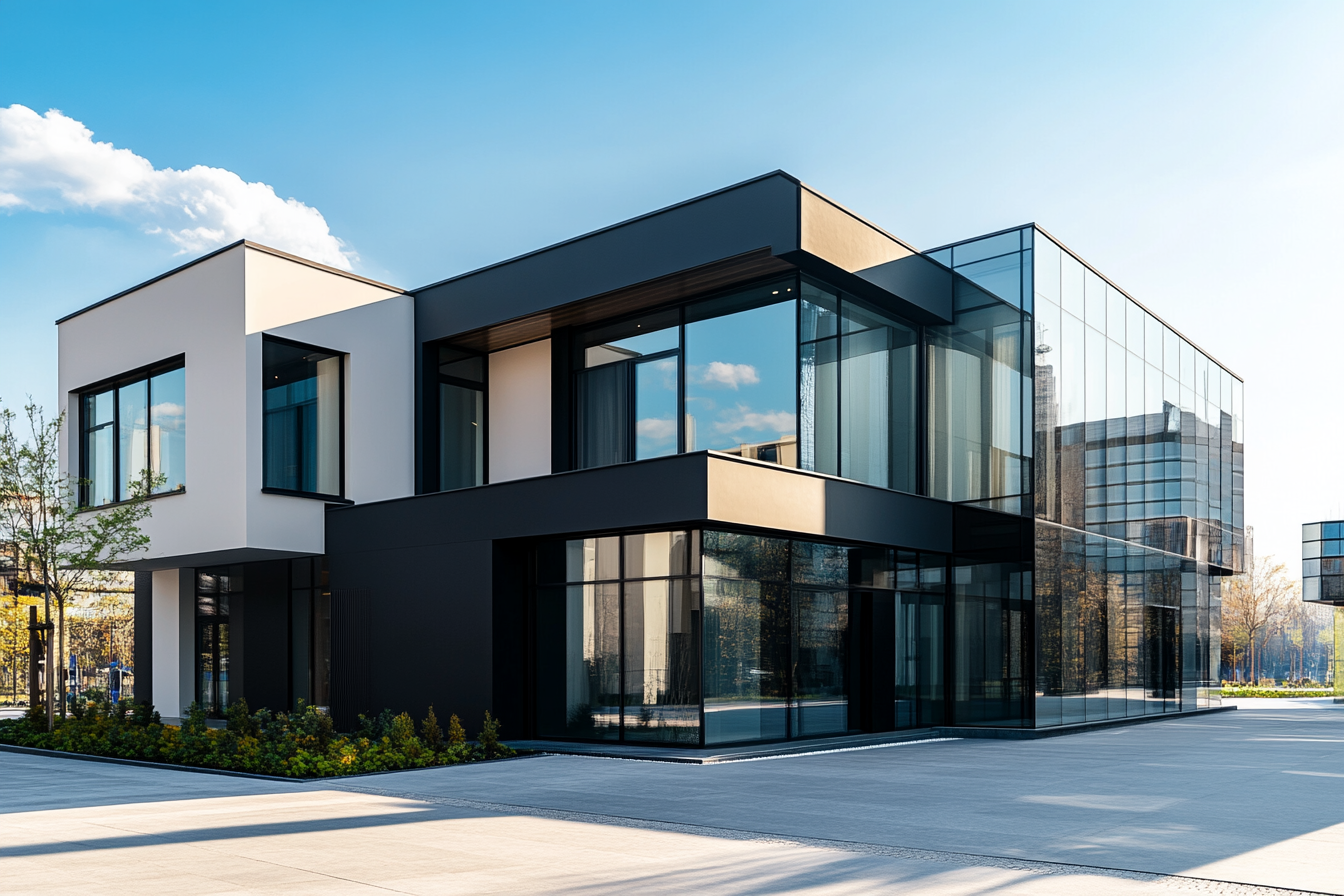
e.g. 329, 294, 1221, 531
535, 531, 701, 743
438, 345, 486, 490
576, 309, 680, 468
80, 360, 186, 507
799, 280, 918, 492
263, 337, 343, 497
571, 276, 923, 494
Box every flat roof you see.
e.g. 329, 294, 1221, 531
55, 239, 406, 326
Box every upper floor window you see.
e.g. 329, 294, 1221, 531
263, 337, 343, 498
438, 345, 486, 491
80, 360, 186, 507
571, 276, 920, 496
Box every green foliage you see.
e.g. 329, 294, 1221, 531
1220, 687, 1332, 698
477, 710, 514, 759
447, 713, 467, 745
421, 707, 442, 751
0, 699, 518, 777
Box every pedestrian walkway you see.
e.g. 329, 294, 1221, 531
3, 701, 1343, 894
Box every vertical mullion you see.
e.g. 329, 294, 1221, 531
618, 536, 625, 742
111, 386, 120, 502
677, 309, 686, 455
794, 287, 802, 469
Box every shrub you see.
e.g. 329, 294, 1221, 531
447, 713, 466, 745
0, 700, 518, 778
477, 710, 515, 760
422, 707, 443, 751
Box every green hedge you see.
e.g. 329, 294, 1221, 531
0, 698, 515, 777
1219, 687, 1335, 698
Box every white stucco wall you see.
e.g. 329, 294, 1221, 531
57, 243, 411, 568
488, 339, 552, 482
58, 247, 250, 565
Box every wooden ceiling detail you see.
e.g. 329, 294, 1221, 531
443, 248, 795, 352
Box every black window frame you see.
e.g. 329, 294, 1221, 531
261, 334, 347, 502
76, 354, 187, 510
433, 342, 489, 491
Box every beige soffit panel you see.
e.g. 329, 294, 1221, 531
799, 188, 915, 273
705, 454, 826, 536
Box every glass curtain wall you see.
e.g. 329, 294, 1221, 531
927, 277, 1031, 512
573, 276, 920, 493
263, 337, 342, 497
952, 559, 1032, 726
80, 363, 186, 506
536, 528, 950, 746
535, 531, 701, 743
1034, 522, 1196, 724
895, 552, 948, 727
438, 346, 485, 490
798, 280, 918, 492
1027, 227, 1239, 722
1031, 230, 1244, 570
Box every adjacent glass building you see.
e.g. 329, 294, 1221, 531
1302, 522, 1344, 604
933, 226, 1242, 727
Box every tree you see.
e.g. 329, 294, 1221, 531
0, 401, 157, 729
1221, 553, 1295, 683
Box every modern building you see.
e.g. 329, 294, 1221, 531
57, 172, 1244, 743
1301, 522, 1344, 604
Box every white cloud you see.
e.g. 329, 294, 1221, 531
636, 417, 677, 442
712, 406, 796, 435
0, 104, 354, 269
697, 361, 759, 390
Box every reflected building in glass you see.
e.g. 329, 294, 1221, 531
80, 171, 1241, 742
930, 226, 1244, 725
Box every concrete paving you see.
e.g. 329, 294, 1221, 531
1, 699, 1342, 894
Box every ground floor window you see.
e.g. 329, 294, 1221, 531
532, 529, 962, 746
195, 567, 239, 717
290, 556, 332, 712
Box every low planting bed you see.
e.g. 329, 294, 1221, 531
0, 698, 516, 777
1219, 687, 1335, 698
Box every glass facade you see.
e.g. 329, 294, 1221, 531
933, 225, 1239, 724
483, 220, 1239, 739
263, 337, 342, 497
535, 531, 701, 743
534, 528, 967, 745
572, 275, 934, 493
80, 362, 186, 506
1302, 522, 1344, 604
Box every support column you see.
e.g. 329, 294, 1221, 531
150, 569, 196, 720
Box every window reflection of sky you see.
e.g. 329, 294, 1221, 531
685, 301, 796, 452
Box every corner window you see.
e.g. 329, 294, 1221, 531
576, 308, 681, 468
80, 360, 186, 507
438, 345, 485, 490
263, 337, 343, 498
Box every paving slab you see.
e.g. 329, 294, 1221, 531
1, 701, 1341, 894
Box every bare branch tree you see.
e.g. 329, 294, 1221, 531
1222, 553, 1296, 683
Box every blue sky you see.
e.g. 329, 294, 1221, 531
1, 1, 1340, 566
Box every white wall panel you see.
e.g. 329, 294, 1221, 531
488, 339, 552, 482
